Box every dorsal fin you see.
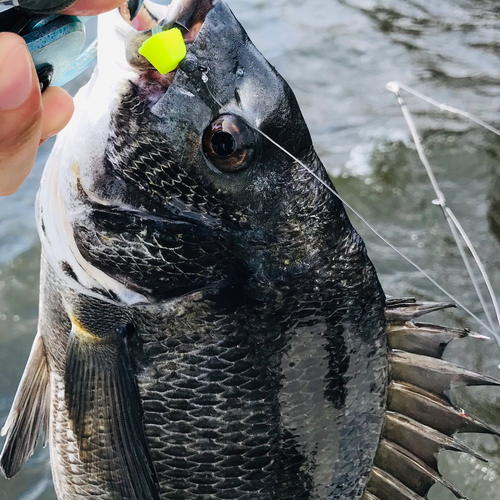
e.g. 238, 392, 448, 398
365, 299, 500, 500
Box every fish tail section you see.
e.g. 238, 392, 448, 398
65, 315, 159, 500
0, 333, 50, 478
365, 298, 500, 500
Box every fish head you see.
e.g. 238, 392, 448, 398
40, 0, 362, 303
126, 0, 333, 282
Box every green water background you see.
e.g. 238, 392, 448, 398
1, 0, 500, 498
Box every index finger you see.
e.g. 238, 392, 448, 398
62, 0, 127, 16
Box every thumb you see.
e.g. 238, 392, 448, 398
0, 33, 42, 196
0, 34, 74, 196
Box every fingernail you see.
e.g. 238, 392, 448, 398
0, 39, 34, 111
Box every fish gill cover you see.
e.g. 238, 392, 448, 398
0, 1, 499, 499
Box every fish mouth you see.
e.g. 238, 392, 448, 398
120, 0, 215, 43
118, 0, 216, 96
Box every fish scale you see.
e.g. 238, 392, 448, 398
128, 275, 385, 499
131, 295, 283, 499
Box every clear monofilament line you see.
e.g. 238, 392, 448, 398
391, 87, 496, 331
251, 126, 495, 337
445, 212, 496, 332
446, 208, 500, 332
388, 81, 500, 139
387, 83, 500, 343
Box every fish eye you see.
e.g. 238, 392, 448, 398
203, 115, 256, 172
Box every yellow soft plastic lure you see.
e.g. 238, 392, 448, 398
138, 28, 187, 75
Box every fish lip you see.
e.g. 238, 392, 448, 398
123, 0, 217, 80
167, 0, 216, 37
121, 0, 216, 36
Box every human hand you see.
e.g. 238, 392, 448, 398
0, 0, 126, 196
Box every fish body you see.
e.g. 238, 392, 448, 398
0, 1, 498, 499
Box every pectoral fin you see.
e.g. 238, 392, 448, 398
65, 315, 159, 500
0, 333, 50, 478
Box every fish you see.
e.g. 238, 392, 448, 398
1, 0, 499, 499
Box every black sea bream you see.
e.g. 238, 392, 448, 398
1, 1, 499, 499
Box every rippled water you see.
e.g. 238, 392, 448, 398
1, 1, 500, 498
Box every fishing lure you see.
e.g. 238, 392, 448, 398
138, 27, 187, 75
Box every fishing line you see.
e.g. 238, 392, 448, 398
387, 82, 500, 345
387, 81, 500, 139
251, 125, 495, 337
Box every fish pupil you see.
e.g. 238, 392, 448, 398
212, 131, 236, 157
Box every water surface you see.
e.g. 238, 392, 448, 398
1, 1, 500, 498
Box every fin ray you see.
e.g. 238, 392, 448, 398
367, 466, 425, 500
367, 299, 498, 500
0, 334, 50, 478
375, 439, 467, 499
389, 351, 500, 396
388, 323, 474, 358
385, 299, 455, 322
387, 381, 499, 437
384, 411, 487, 470
362, 492, 381, 500
65, 325, 159, 500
